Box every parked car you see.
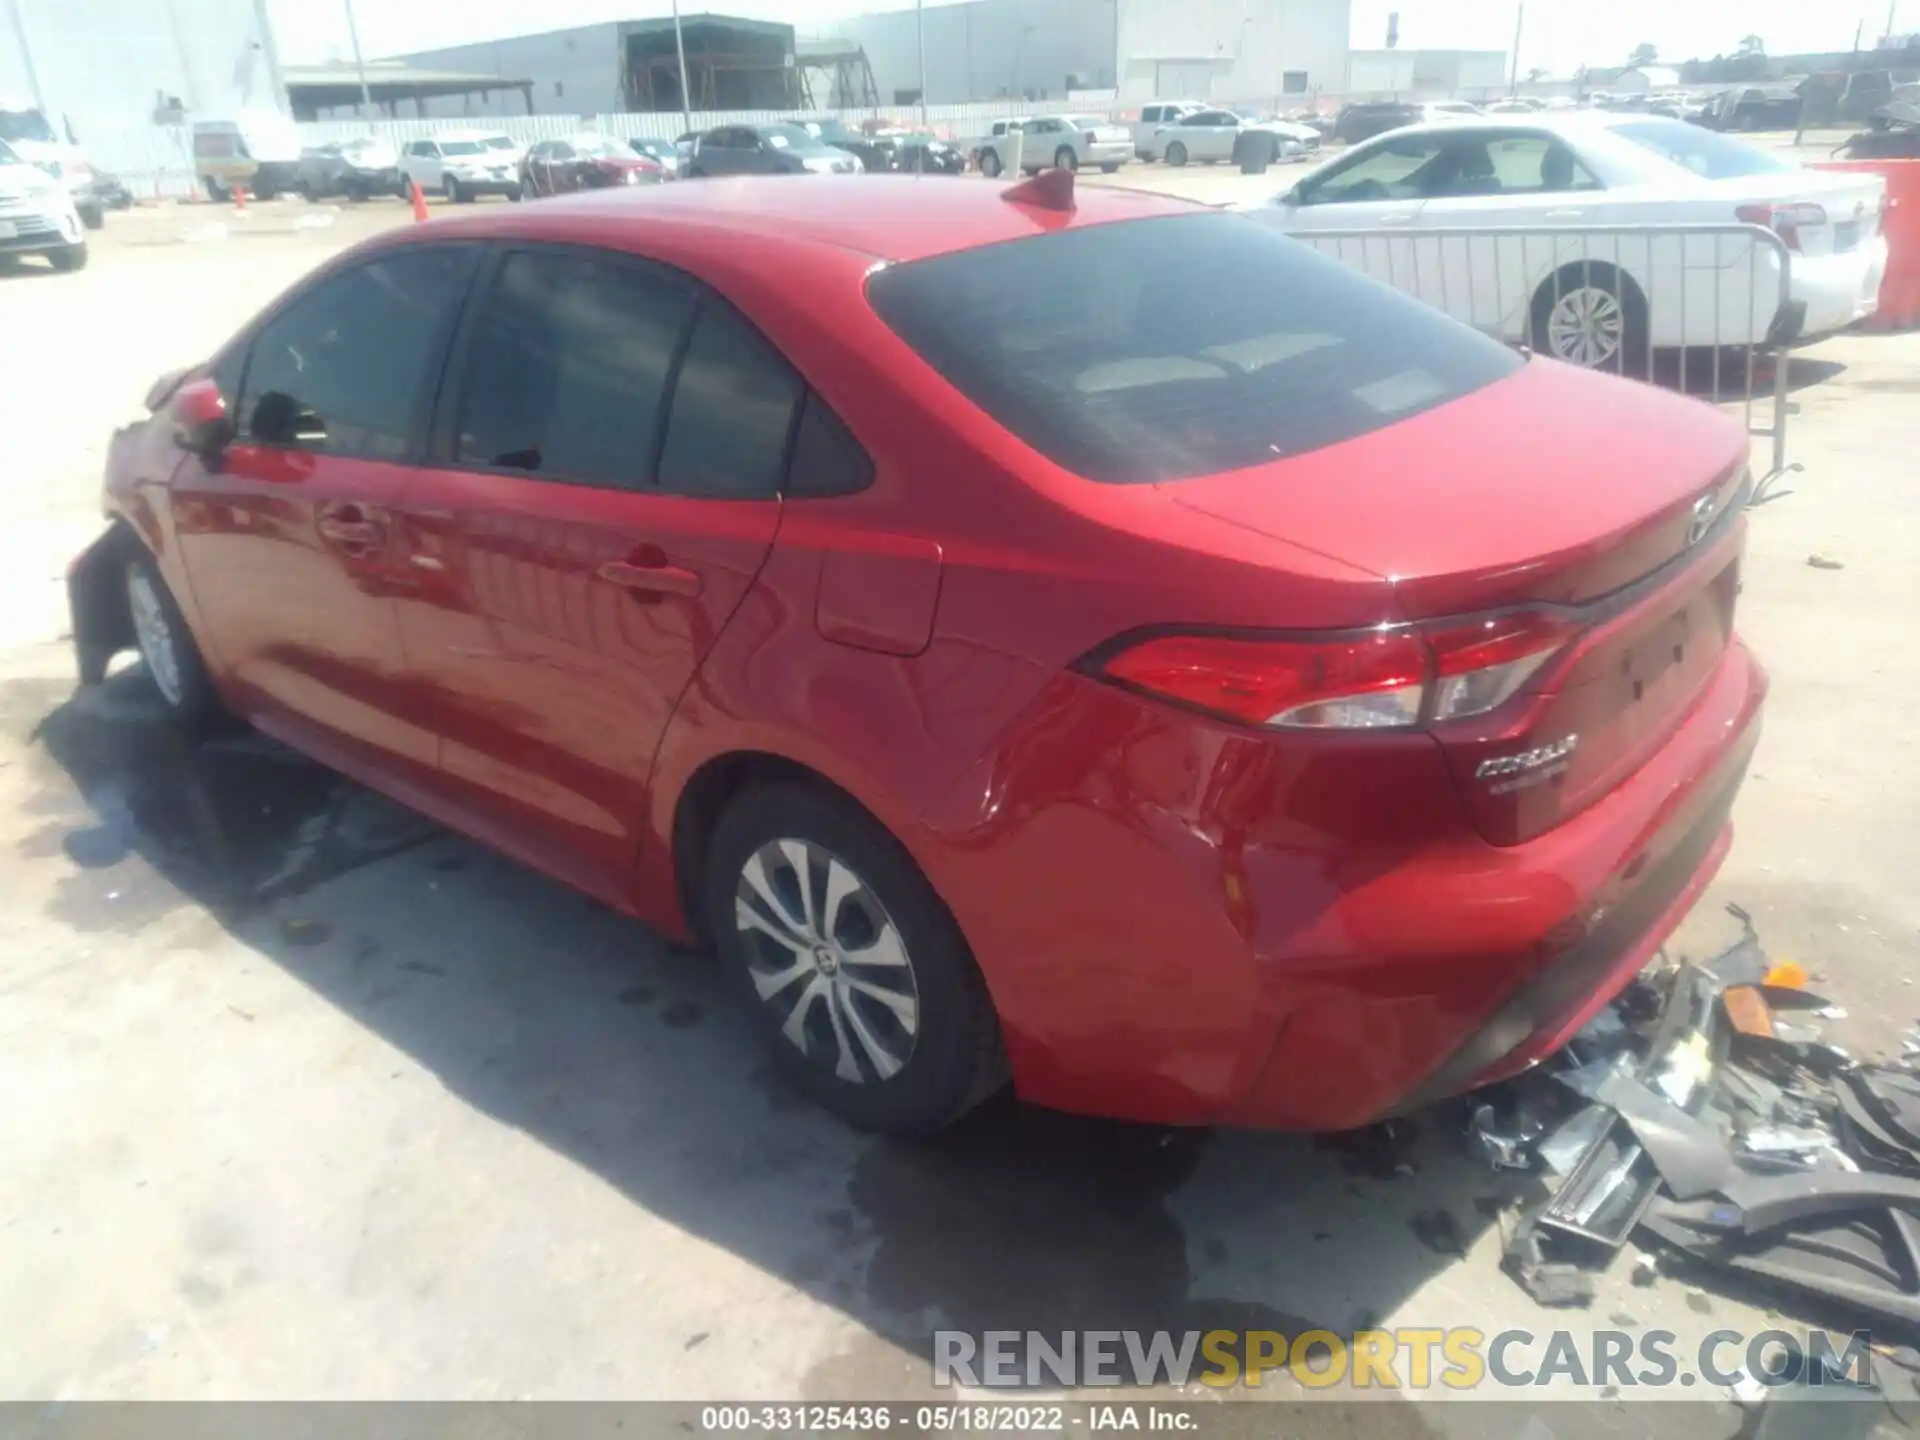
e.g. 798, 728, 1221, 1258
1129, 101, 1202, 157
71, 174, 1767, 1137
296, 137, 402, 202
795, 116, 889, 171
2, 98, 106, 228
193, 112, 303, 201
1332, 100, 1423, 144
687, 123, 862, 177
1697, 86, 1803, 132
400, 132, 522, 203
1016, 114, 1131, 173
1836, 97, 1920, 159
1142, 109, 1309, 171
1420, 101, 1483, 123
627, 136, 683, 178
85, 170, 134, 211
1248, 113, 1887, 368
0, 136, 87, 270
1483, 98, 1546, 115
968, 118, 1026, 178
522, 134, 668, 196
889, 131, 967, 174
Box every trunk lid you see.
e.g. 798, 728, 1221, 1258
1167, 358, 1752, 844
1716, 170, 1887, 255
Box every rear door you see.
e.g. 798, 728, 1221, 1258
1187, 111, 1240, 161
171, 245, 478, 776
385, 245, 796, 896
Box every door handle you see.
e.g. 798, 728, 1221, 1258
316, 510, 385, 548
599, 558, 701, 597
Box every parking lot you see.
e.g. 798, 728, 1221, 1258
2, 171, 1918, 1427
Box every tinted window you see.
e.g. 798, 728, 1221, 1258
1610, 118, 1794, 178
454, 249, 692, 488
657, 303, 803, 499
866, 213, 1521, 485
1300, 133, 1447, 204
786, 393, 874, 498
1418, 134, 1602, 198
239, 248, 472, 459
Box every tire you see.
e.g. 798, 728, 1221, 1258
1238, 138, 1273, 175
1053, 146, 1078, 171
706, 783, 1006, 1135
980, 150, 1002, 179
443, 176, 463, 204
203, 175, 228, 202
299, 179, 319, 203
79, 203, 105, 230
345, 179, 367, 203
1165, 141, 1188, 167
47, 242, 88, 272
1529, 266, 1651, 373
124, 551, 223, 734
1100, 162, 1119, 173
509, 182, 525, 202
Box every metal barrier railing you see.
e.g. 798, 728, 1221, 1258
1295, 222, 1801, 498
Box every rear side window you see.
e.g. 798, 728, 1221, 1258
453, 249, 692, 487
657, 303, 804, 499
1609, 118, 1794, 179
866, 212, 1521, 485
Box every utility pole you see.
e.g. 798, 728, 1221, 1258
3, 0, 46, 112
1889, 0, 1902, 41
672, 0, 692, 135
341, 0, 374, 126
1509, 2, 1524, 95
916, 0, 927, 124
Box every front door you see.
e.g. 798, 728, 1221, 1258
171, 246, 478, 777
1253, 130, 1445, 291
385, 245, 794, 897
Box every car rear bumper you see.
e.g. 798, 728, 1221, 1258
1793, 235, 1889, 337
1084, 141, 1133, 166
922, 635, 1766, 1132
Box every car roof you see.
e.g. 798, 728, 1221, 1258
405, 173, 1199, 264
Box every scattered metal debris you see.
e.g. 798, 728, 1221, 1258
1481, 922, 1920, 1335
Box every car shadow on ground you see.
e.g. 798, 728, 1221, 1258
18, 670, 1565, 1402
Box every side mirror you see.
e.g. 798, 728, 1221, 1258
169, 377, 230, 458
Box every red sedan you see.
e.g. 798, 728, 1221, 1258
69, 175, 1765, 1135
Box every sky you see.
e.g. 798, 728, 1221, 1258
271, 0, 1911, 76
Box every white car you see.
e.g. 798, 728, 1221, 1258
968, 118, 1025, 179
1247, 112, 1887, 368
1143, 109, 1316, 171
400, 132, 523, 202
1014, 115, 1131, 174
0, 137, 87, 271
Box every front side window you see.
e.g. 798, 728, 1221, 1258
239, 248, 473, 460
453, 249, 692, 488
866, 212, 1520, 485
1298, 134, 1446, 204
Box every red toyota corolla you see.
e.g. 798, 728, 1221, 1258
69, 174, 1765, 1135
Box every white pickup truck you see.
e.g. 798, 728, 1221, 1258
1129, 102, 1202, 157
967, 119, 1027, 178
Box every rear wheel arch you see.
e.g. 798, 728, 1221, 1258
671, 751, 923, 949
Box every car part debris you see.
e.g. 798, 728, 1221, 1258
1592, 1069, 1735, 1201
1503, 1222, 1597, 1307
1535, 1116, 1660, 1247
1724, 985, 1776, 1038
1467, 1102, 1538, 1171
1539, 1104, 1612, 1175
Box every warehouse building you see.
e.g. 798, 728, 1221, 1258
2, 0, 285, 141
829, 0, 1351, 105
1345, 48, 1510, 96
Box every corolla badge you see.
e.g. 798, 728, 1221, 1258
1476, 735, 1579, 794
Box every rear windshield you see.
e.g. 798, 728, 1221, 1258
1609, 118, 1794, 179
865, 212, 1521, 485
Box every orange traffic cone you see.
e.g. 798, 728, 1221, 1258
232, 183, 247, 213
409, 180, 430, 223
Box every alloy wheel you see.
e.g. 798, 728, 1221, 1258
734, 838, 920, 1084
126, 565, 183, 707
1545, 286, 1626, 368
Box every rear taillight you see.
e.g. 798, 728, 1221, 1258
1736, 201, 1826, 252
1093, 612, 1573, 732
